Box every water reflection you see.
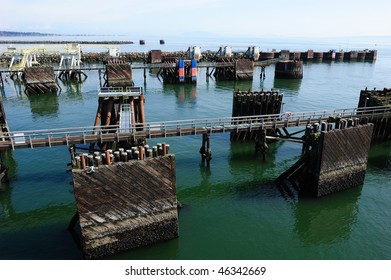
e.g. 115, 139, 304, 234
0, 150, 17, 218
0, 185, 15, 219
163, 84, 197, 105
293, 186, 362, 245
367, 143, 391, 171
228, 141, 280, 179
59, 80, 84, 96
28, 93, 59, 117
214, 79, 253, 92
273, 78, 302, 93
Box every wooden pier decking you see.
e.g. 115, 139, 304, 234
297, 123, 374, 197
72, 155, 177, 259
24, 66, 58, 94
0, 58, 281, 75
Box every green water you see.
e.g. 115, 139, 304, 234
0, 37, 391, 259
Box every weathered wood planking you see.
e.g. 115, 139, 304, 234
72, 155, 178, 259
303, 124, 374, 197
358, 88, 391, 140
235, 59, 253, 80
24, 66, 56, 84
0, 96, 9, 135
231, 90, 283, 141
358, 88, 391, 108
23, 66, 57, 94
106, 64, 132, 87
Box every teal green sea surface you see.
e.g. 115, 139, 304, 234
0, 36, 390, 259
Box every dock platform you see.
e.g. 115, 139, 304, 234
72, 155, 178, 259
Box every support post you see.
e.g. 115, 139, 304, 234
200, 133, 212, 168
255, 128, 268, 160
98, 69, 102, 87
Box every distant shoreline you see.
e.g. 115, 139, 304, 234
0, 40, 134, 45
0, 31, 61, 36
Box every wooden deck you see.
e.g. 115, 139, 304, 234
72, 155, 177, 259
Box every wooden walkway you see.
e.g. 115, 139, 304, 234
0, 58, 281, 74
0, 106, 390, 150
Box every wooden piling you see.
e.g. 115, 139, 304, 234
357, 87, 391, 140
147, 50, 162, 64
313, 52, 324, 61
231, 89, 283, 141
138, 146, 145, 160
24, 66, 58, 95
93, 98, 103, 130
0, 96, 10, 136
139, 94, 146, 124
105, 98, 114, 126
298, 124, 373, 197
213, 58, 253, 81
105, 151, 111, 165
105, 63, 132, 87
71, 155, 178, 259
344, 51, 358, 61
80, 153, 86, 169
200, 134, 212, 168
162, 143, 167, 156
0, 73, 4, 90
275, 60, 303, 79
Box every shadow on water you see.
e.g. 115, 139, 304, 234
0, 151, 80, 259
367, 142, 391, 171
228, 140, 280, 178
177, 140, 282, 200
293, 186, 362, 246
0, 150, 17, 212
0, 203, 82, 260
214, 79, 254, 92
273, 78, 302, 94
226, 139, 362, 247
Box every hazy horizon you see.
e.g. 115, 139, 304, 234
1, 0, 390, 39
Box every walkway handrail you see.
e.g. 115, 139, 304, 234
0, 106, 390, 150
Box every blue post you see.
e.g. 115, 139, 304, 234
178, 60, 185, 82
191, 59, 197, 82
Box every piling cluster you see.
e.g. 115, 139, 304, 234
301, 123, 374, 197
275, 60, 303, 79
23, 66, 58, 94
0, 49, 377, 68
72, 143, 170, 170
71, 154, 178, 259
232, 89, 283, 117
231, 89, 283, 141
358, 87, 391, 108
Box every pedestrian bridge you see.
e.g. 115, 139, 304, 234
0, 106, 389, 150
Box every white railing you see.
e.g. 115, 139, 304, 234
0, 106, 389, 150
98, 86, 143, 97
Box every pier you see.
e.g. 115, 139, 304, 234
24, 66, 58, 94
358, 88, 391, 140
277, 122, 374, 197
71, 155, 177, 259
0, 106, 389, 151
0, 55, 390, 257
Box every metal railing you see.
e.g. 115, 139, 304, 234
0, 106, 390, 150
98, 86, 143, 97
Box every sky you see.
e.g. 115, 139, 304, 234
1, 0, 390, 39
